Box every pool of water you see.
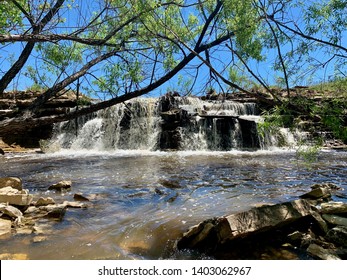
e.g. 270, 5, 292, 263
1, 149, 346, 259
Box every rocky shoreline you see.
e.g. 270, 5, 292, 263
0, 177, 89, 260
176, 183, 347, 260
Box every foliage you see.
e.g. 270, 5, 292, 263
312, 98, 347, 143
0, 0, 347, 134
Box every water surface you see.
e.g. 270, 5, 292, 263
1, 149, 346, 259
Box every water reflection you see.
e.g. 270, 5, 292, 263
0, 150, 346, 259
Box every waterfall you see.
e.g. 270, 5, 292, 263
48, 96, 302, 152
51, 98, 161, 151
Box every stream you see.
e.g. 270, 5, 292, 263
1, 149, 346, 259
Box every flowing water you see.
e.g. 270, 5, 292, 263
1, 98, 346, 259
1, 150, 346, 259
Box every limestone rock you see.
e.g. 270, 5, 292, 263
73, 193, 90, 201
35, 197, 55, 206
0, 203, 23, 220
322, 214, 347, 227
62, 201, 87, 208
307, 243, 340, 260
177, 199, 313, 250
325, 226, 347, 247
300, 187, 331, 199
220, 199, 312, 242
48, 180, 72, 191
0, 218, 12, 239
320, 202, 347, 214
0, 253, 28, 260
0, 177, 22, 191
0, 187, 33, 206
39, 205, 67, 220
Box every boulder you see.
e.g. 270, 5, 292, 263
322, 214, 347, 227
0, 187, 33, 207
0, 218, 12, 239
40, 205, 67, 220
320, 202, 347, 214
73, 193, 90, 201
48, 180, 72, 191
307, 243, 341, 260
0, 203, 23, 220
0, 177, 22, 191
35, 197, 55, 206
325, 226, 347, 247
300, 186, 331, 200
177, 199, 313, 251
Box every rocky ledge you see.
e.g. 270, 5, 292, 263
176, 183, 347, 260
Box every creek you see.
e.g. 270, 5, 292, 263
0, 97, 346, 259
1, 150, 346, 259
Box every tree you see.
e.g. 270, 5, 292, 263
0, 0, 346, 136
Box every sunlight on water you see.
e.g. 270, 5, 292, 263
1, 150, 346, 259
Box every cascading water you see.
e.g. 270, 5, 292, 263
51, 98, 161, 151
49, 96, 301, 152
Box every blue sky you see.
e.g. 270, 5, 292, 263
0, 0, 346, 99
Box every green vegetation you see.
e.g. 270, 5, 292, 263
0, 1, 346, 135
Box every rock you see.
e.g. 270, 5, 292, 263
307, 243, 341, 260
177, 199, 313, 250
42, 205, 67, 220
287, 231, 305, 242
73, 193, 90, 201
300, 187, 331, 199
0, 187, 33, 207
48, 180, 72, 191
325, 226, 347, 247
322, 214, 347, 227
0, 203, 23, 220
30, 204, 68, 221
32, 235, 48, 243
0, 177, 22, 191
312, 183, 342, 191
0, 253, 28, 260
0, 148, 4, 155
310, 211, 329, 234
320, 201, 347, 214
35, 197, 55, 206
62, 201, 87, 208
0, 218, 12, 239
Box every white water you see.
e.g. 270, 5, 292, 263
48, 97, 304, 152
